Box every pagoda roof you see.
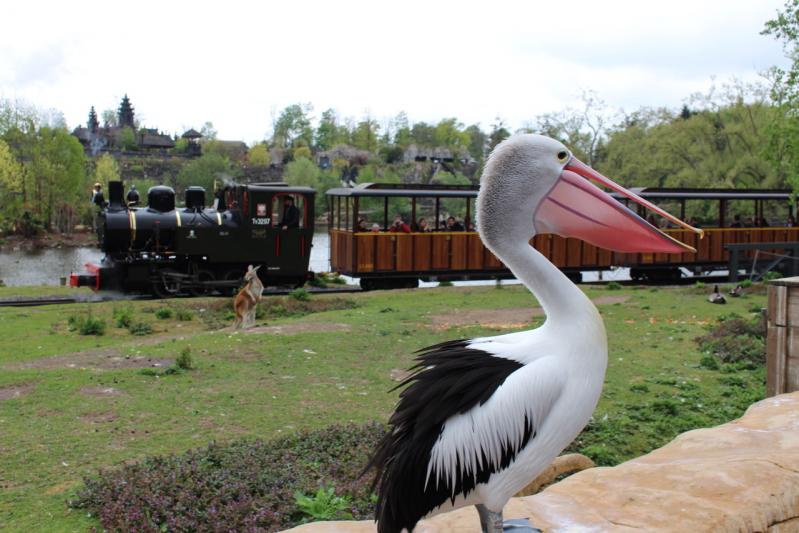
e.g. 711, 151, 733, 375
182, 128, 202, 139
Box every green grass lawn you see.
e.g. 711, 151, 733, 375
0, 282, 766, 532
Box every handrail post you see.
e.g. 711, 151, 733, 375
729, 249, 739, 283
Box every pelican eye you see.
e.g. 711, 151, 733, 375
557, 151, 569, 162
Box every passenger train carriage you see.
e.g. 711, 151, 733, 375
326, 184, 799, 289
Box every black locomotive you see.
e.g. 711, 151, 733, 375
71, 181, 316, 296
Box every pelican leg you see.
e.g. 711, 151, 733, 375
476, 504, 543, 533
476, 504, 503, 533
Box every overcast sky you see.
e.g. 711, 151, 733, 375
0, 0, 790, 143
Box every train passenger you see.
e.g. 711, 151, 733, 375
415, 217, 432, 232
280, 196, 300, 229
371, 223, 381, 233
787, 214, 796, 227
357, 217, 369, 232
758, 216, 770, 228
389, 214, 410, 233
126, 184, 140, 206
446, 216, 464, 231
746, 216, 756, 227
730, 214, 743, 228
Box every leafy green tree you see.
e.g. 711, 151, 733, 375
101, 109, 117, 128
410, 122, 435, 146
315, 109, 348, 151
433, 118, 469, 151
176, 153, 235, 193
464, 124, 487, 162
392, 111, 412, 149
273, 103, 314, 150
200, 121, 218, 141
118, 127, 138, 151
0, 139, 23, 231
488, 117, 510, 151
283, 157, 337, 213
762, 1, 799, 197
94, 154, 120, 187
293, 145, 312, 160
248, 143, 271, 166
28, 127, 88, 230
351, 118, 380, 152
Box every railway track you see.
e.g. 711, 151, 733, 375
0, 285, 362, 308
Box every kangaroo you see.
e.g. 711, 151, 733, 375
233, 265, 264, 329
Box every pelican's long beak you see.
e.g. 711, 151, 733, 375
534, 157, 703, 253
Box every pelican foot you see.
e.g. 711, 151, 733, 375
503, 517, 542, 532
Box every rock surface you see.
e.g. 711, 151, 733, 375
285, 392, 799, 532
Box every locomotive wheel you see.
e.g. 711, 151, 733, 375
152, 269, 181, 298
190, 269, 216, 296
221, 269, 243, 296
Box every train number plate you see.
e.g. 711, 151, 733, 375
251, 217, 271, 225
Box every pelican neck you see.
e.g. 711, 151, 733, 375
490, 238, 595, 323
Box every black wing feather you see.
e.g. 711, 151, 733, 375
366, 339, 535, 533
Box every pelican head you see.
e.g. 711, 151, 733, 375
477, 134, 701, 254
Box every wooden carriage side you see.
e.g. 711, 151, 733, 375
327, 185, 798, 287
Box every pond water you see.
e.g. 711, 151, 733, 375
0, 232, 333, 287
0, 230, 629, 287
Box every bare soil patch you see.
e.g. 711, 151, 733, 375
78, 411, 119, 424
429, 295, 630, 329
0, 382, 35, 401
242, 322, 352, 335
9, 349, 174, 371
79, 387, 123, 397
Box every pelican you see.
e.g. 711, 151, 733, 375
367, 134, 701, 533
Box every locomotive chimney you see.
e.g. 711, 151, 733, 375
185, 186, 206, 211
108, 181, 125, 211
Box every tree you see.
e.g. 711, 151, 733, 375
176, 153, 235, 193
94, 154, 120, 186
88, 106, 99, 132
0, 139, 23, 231
101, 109, 117, 128
248, 143, 271, 167
272, 103, 313, 150
200, 121, 218, 141
488, 117, 510, 152
762, 1, 799, 198
351, 117, 380, 152
118, 127, 138, 151
315, 108, 348, 151
464, 124, 487, 162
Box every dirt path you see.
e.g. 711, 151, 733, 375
428, 295, 630, 329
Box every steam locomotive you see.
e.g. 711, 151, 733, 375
70, 181, 316, 296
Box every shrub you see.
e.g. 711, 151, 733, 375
438, 280, 453, 287
68, 311, 106, 336
155, 308, 173, 320
740, 279, 753, 288
128, 321, 153, 336
69, 422, 386, 532
308, 275, 327, 288
289, 288, 310, 301
113, 306, 133, 328
763, 271, 783, 281
294, 486, 353, 522
175, 308, 193, 321
175, 347, 193, 370
606, 281, 621, 290
693, 281, 706, 290
695, 313, 765, 364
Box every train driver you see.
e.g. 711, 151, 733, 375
280, 196, 300, 229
